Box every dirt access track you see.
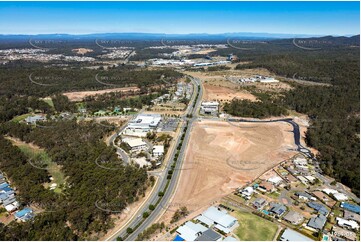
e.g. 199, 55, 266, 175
159, 119, 298, 224
63, 86, 140, 102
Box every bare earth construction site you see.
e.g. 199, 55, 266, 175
161, 119, 298, 223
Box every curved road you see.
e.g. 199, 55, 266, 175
227, 118, 313, 158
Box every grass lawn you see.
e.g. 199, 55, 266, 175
10, 113, 32, 123
42, 97, 54, 108
16, 143, 65, 193
232, 211, 278, 241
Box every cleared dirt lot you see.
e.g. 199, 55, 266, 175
203, 83, 257, 102
63, 87, 140, 101
158, 120, 297, 226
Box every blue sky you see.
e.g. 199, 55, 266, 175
0, 1, 359, 35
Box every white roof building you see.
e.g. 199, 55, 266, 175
124, 138, 148, 151
333, 193, 348, 201
199, 206, 238, 233
305, 176, 316, 183
293, 157, 308, 166
267, 176, 283, 185
240, 186, 254, 199
336, 217, 360, 230
127, 114, 161, 131
153, 145, 164, 156
323, 189, 348, 201
201, 101, 219, 107
176, 221, 208, 241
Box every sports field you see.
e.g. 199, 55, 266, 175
232, 211, 278, 241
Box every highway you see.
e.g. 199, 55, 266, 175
106, 76, 202, 241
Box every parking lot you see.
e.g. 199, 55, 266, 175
160, 118, 179, 132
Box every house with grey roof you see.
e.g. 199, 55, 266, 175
283, 210, 304, 225
25, 115, 46, 124
307, 202, 330, 216
252, 198, 267, 209
269, 202, 287, 218
195, 229, 222, 241
307, 214, 327, 231
280, 228, 312, 241
343, 210, 360, 222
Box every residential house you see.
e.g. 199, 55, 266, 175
14, 207, 35, 222
240, 186, 254, 200
307, 202, 330, 216
267, 176, 283, 185
307, 214, 327, 231
283, 210, 304, 225
312, 191, 336, 208
295, 192, 315, 202
336, 217, 360, 230
269, 202, 287, 218
343, 210, 360, 222
252, 198, 267, 209
332, 226, 357, 241
340, 202, 360, 214
258, 181, 275, 193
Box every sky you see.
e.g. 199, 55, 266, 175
0, 1, 359, 36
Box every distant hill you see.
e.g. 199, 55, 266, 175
0, 32, 328, 41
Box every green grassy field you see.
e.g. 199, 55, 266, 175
232, 211, 278, 241
17, 143, 65, 193
42, 97, 54, 108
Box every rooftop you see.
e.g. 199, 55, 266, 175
195, 229, 222, 241
202, 206, 237, 229
280, 228, 312, 241
307, 214, 327, 230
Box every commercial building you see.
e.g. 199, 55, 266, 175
196, 206, 238, 234
176, 221, 208, 241
280, 229, 312, 241
126, 114, 162, 133
123, 138, 148, 152
195, 229, 222, 241
152, 145, 164, 157
200, 101, 219, 116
